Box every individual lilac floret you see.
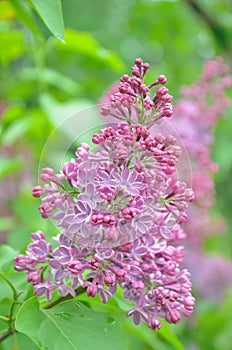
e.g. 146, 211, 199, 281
15, 58, 195, 330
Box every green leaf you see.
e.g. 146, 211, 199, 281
2, 333, 39, 350
29, 0, 65, 41
157, 320, 184, 350
77, 292, 173, 350
10, 0, 41, 37
16, 297, 128, 350
57, 29, 125, 72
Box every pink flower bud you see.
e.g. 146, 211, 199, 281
88, 258, 99, 270
135, 58, 143, 66
120, 74, 130, 82
91, 214, 104, 225
116, 269, 127, 281
132, 281, 145, 290
162, 103, 173, 118
87, 285, 98, 297
142, 62, 150, 73
103, 214, 116, 227
40, 167, 55, 182
185, 189, 195, 202
76, 143, 90, 158
158, 75, 167, 85
32, 186, 43, 198
148, 318, 162, 330
27, 271, 40, 285
104, 274, 116, 286
156, 87, 169, 96
169, 291, 178, 302
68, 260, 83, 274
92, 134, 101, 144
100, 105, 110, 116
166, 310, 181, 324
172, 181, 186, 194
14, 255, 32, 271
132, 66, 140, 77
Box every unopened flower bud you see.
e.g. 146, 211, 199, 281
40, 168, 55, 182
27, 271, 40, 285
32, 186, 43, 198
104, 274, 116, 286
68, 260, 83, 274
158, 75, 167, 85
87, 285, 98, 297
135, 58, 143, 66
116, 269, 127, 281
88, 258, 99, 270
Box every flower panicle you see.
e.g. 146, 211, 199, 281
15, 58, 195, 329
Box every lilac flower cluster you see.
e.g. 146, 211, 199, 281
173, 58, 232, 247
172, 58, 232, 299
15, 58, 195, 329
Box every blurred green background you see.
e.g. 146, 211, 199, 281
1, 0, 232, 349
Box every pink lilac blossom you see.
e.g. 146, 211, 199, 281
172, 58, 232, 299
15, 58, 195, 329
173, 58, 232, 207
173, 57, 232, 247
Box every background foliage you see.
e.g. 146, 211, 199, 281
0, 0, 232, 349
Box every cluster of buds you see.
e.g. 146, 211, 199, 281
15, 58, 195, 329
100, 57, 173, 125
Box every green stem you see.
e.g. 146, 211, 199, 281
43, 285, 86, 309
0, 273, 17, 300
8, 301, 17, 332
0, 331, 14, 343
0, 273, 21, 340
